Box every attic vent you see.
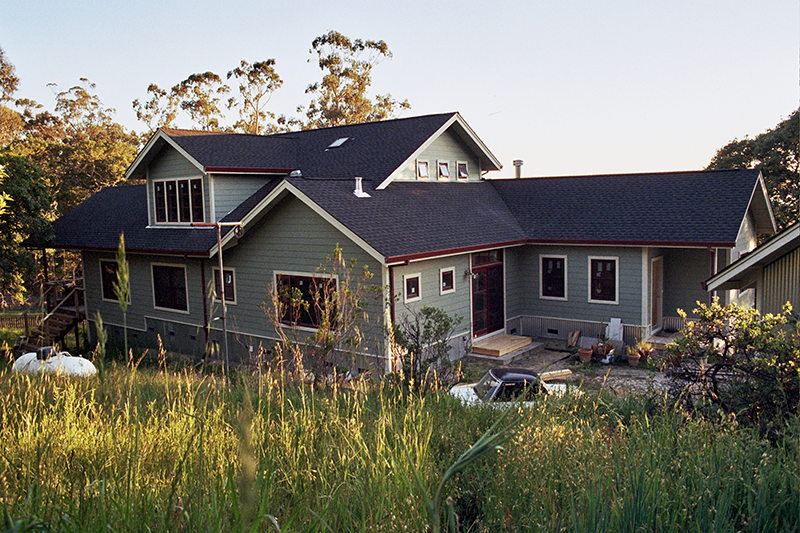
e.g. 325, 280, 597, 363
326, 137, 350, 150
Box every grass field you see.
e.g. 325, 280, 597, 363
0, 347, 798, 532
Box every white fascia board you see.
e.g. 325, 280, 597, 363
707, 222, 800, 291
211, 180, 386, 265
753, 171, 778, 234
376, 113, 502, 190
125, 130, 206, 180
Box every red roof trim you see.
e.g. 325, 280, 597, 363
386, 238, 735, 264
204, 166, 293, 174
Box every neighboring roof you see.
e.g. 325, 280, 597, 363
490, 169, 771, 247
126, 112, 500, 182
706, 222, 800, 292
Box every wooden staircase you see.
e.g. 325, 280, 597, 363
14, 280, 85, 355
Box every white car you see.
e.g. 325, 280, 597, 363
450, 367, 574, 405
12, 347, 97, 377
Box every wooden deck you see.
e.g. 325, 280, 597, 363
472, 334, 533, 357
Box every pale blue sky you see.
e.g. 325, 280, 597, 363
2, 0, 797, 177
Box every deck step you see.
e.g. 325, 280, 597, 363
472, 334, 533, 357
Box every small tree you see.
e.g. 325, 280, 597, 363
666, 298, 799, 433
263, 245, 381, 383
112, 233, 130, 358
394, 306, 463, 389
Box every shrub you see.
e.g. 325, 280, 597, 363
666, 298, 799, 434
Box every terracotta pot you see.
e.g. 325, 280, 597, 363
627, 354, 641, 367
578, 348, 593, 362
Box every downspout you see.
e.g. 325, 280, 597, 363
389, 265, 396, 324
201, 259, 209, 350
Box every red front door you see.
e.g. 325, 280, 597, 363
472, 250, 504, 337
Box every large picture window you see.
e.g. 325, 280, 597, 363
152, 264, 188, 312
276, 274, 336, 328
100, 260, 120, 302
588, 257, 618, 304
154, 178, 204, 223
540, 255, 567, 300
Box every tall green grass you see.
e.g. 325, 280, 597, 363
0, 362, 797, 532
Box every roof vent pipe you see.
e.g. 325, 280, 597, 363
513, 160, 523, 179
354, 177, 370, 198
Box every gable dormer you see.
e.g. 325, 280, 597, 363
146, 144, 208, 226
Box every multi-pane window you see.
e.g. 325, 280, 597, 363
277, 274, 336, 328
152, 264, 188, 312
540, 256, 566, 300
213, 268, 236, 303
100, 260, 120, 301
154, 178, 204, 223
404, 273, 421, 303
589, 257, 618, 303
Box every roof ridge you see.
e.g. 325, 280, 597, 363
487, 168, 760, 181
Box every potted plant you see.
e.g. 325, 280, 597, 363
634, 339, 654, 363
625, 345, 641, 367
578, 347, 593, 362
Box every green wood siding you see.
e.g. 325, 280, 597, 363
391, 255, 472, 335
663, 248, 712, 317
506, 245, 644, 326
209, 195, 385, 364
396, 129, 482, 182
210, 173, 271, 221
83, 250, 209, 355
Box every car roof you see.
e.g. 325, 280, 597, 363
489, 367, 540, 383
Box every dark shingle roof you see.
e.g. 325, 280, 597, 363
160, 113, 456, 179
489, 169, 761, 246
51, 185, 218, 255
289, 178, 527, 260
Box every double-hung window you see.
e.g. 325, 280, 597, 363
588, 257, 618, 304
152, 264, 188, 312
540, 255, 567, 300
154, 178, 204, 223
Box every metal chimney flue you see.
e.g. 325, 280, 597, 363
513, 160, 523, 179
353, 177, 370, 198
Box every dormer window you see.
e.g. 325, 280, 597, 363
417, 160, 430, 179
457, 161, 469, 180
154, 178, 204, 223
438, 161, 450, 180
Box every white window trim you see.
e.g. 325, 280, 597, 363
273, 270, 339, 332
587, 256, 619, 305
417, 160, 430, 179
439, 266, 456, 295
437, 160, 451, 180
212, 266, 237, 305
152, 177, 205, 225
100, 259, 131, 304
539, 254, 568, 301
151, 262, 190, 314
403, 273, 422, 303
456, 161, 469, 181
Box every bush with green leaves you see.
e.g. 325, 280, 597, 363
393, 305, 463, 389
667, 298, 799, 433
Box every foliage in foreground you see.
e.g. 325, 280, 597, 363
0, 360, 797, 533
667, 299, 800, 435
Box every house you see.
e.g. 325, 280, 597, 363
45, 112, 776, 373
706, 222, 799, 315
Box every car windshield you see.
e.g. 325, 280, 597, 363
474, 373, 501, 400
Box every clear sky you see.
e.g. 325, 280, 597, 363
2, 0, 797, 177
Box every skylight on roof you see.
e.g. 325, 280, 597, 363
325, 137, 350, 150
